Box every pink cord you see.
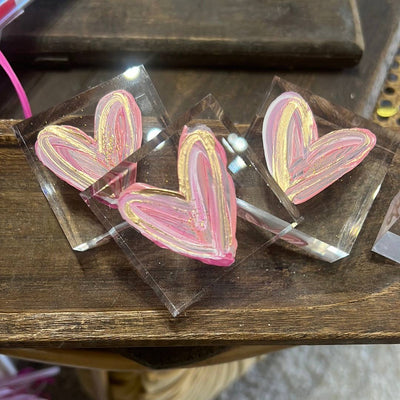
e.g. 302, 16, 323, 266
0, 49, 32, 118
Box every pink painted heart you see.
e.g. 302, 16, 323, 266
35, 90, 142, 202
118, 125, 237, 266
262, 91, 376, 204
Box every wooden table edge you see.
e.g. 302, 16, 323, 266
2, 300, 400, 347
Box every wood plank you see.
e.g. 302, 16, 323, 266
1, 118, 400, 347
1, 0, 364, 68
0, 0, 400, 351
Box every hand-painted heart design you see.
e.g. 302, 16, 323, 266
262, 91, 376, 204
118, 125, 237, 266
35, 90, 142, 200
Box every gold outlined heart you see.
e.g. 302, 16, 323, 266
262, 92, 376, 204
118, 125, 237, 266
35, 90, 142, 192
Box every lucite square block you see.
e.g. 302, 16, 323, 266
13, 66, 169, 251
245, 76, 399, 262
81, 94, 300, 316
372, 190, 400, 262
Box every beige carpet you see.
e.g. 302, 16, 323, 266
215, 345, 400, 400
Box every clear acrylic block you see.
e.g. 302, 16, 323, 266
245, 76, 399, 262
81, 94, 300, 316
13, 66, 170, 251
372, 190, 400, 262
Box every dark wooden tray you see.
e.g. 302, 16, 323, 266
1, 0, 364, 68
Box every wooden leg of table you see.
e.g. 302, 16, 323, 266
77, 347, 291, 400
79, 356, 263, 400
79, 369, 110, 400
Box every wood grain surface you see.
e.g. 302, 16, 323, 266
1, 0, 364, 68
1, 123, 400, 348
0, 0, 400, 353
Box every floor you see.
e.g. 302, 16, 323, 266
215, 345, 400, 400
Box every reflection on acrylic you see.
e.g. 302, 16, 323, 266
262, 92, 376, 204
35, 90, 142, 202
118, 125, 238, 266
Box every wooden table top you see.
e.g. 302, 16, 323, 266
1, 0, 400, 350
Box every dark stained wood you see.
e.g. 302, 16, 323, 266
0, 0, 400, 356
1, 121, 400, 347
1, 0, 364, 68
0, 0, 398, 122
151, 0, 400, 123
